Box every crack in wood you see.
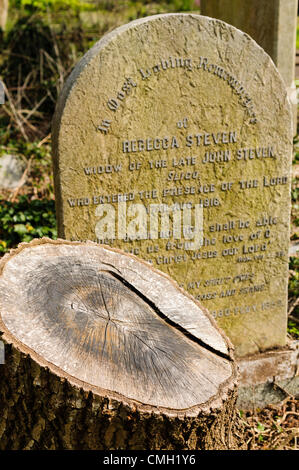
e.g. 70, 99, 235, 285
108, 270, 233, 362
0, 241, 235, 410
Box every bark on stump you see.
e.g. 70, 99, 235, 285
0, 238, 244, 450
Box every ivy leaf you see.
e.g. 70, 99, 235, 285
13, 224, 28, 235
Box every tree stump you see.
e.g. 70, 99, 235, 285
0, 238, 244, 450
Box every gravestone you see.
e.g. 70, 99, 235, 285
0, 154, 26, 189
52, 14, 293, 358
201, 0, 298, 134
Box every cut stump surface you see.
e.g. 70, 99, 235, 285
0, 239, 243, 449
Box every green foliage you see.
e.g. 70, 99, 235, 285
0, 14, 94, 141
288, 257, 299, 334
12, 0, 94, 13
256, 422, 265, 442
0, 138, 55, 254
289, 257, 299, 296
1, 139, 47, 162
168, 0, 195, 11
287, 321, 299, 338
291, 180, 299, 202
293, 135, 299, 163
292, 219, 299, 230
0, 139, 54, 198
0, 196, 57, 253
0, 16, 57, 140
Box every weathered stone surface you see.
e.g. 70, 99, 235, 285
0, 154, 26, 189
237, 340, 299, 409
52, 14, 293, 358
201, 0, 298, 133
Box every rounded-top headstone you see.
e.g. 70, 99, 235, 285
52, 14, 293, 357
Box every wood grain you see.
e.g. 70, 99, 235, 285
0, 238, 236, 414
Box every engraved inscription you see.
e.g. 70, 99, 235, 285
54, 15, 292, 357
